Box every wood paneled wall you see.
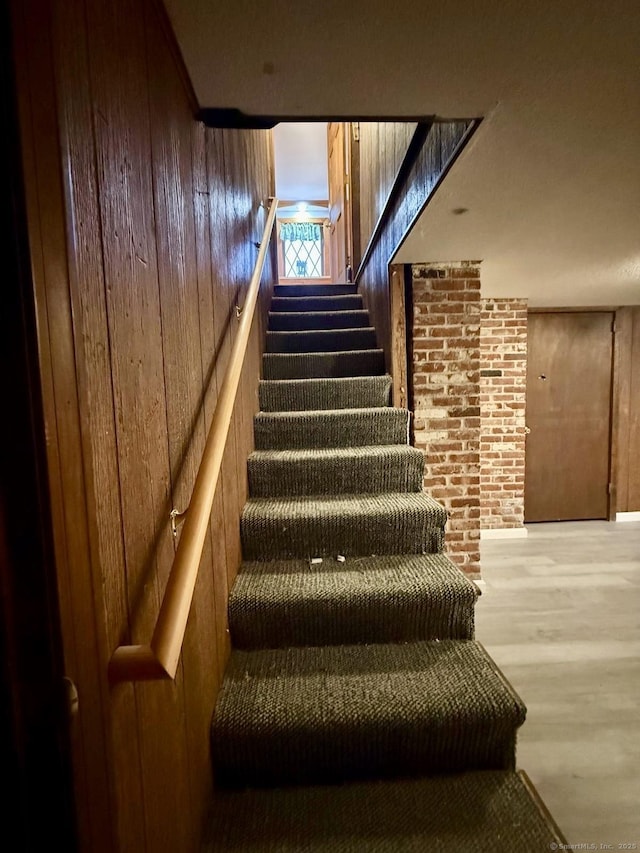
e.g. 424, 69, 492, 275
12, 0, 274, 850
357, 121, 417, 253
355, 121, 475, 366
615, 307, 640, 513
1, 0, 76, 842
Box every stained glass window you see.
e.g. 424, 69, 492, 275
280, 221, 324, 278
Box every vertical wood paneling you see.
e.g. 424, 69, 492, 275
356, 121, 474, 365
389, 264, 408, 407
615, 307, 640, 513
84, 0, 193, 846
628, 310, 640, 510
203, 127, 233, 628
363, 121, 376, 240
223, 129, 254, 521
207, 129, 243, 593
239, 131, 266, 483
358, 122, 416, 252
145, 4, 214, 847
13, 0, 274, 849
85, 0, 173, 641
350, 125, 362, 272
613, 308, 631, 516
377, 123, 388, 225
50, 0, 145, 847
11, 1, 115, 850
191, 121, 227, 684
3, 0, 80, 844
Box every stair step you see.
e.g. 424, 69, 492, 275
204, 770, 566, 852
247, 445, 424, 497
259, 375, 392, 412
268, 310, 370, 331
254, 407, 410, 450
266, 328, 377, 353
230, 553, 479, 648
241, 492, 447, 560
211, 640, 526, 786
274, 283, 357, 297
270, 294, 363, 312
262, 349, 385, 379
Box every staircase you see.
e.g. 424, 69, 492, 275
204, 282, 566, 851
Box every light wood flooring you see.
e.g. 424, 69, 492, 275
476, 520, 640, 847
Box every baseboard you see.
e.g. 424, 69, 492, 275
616, 511, 640, 523
480, 527, 528, 540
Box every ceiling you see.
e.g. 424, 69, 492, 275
273, 123, 329, 219
163, 0, 640, 306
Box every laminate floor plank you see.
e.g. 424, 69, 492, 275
477, 521, 640, 847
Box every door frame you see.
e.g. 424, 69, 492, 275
526, 306, 627, 521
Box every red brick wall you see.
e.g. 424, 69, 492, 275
411, 263, 481, 577
480, 300, 528, 530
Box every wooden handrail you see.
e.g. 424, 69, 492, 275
109, 199, 278, 683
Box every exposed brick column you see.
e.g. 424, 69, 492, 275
411, 262, 481, 577
480, 299, 528, 530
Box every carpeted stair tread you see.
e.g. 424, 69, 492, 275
270, 294, 363, 312
241, 492, 447, 559
268, 310, 370, 331
211, 640, 526, 786
203, 770, 566, 852
274, 283, 356, 297
247, 445, 425, 496
266, 328, 377, 353
230, 553, 479, 647
254, 407, 410, 450
262, 349, 385, 380
259, 375, 392, 412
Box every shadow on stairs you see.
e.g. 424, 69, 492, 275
203, 281, 567, 851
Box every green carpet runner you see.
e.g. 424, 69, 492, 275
273, 282, 356, 296
241, 492, 447, 559
270, 294, 363, 311
247, 445, 425, 496
212, 640, 525, 787
206, 280, 566, 851
268, 309, 370, 330
262, 348, 385, 379
229, 554, 479, 647
253, 406, 409, 449
266, 326, 378, 352
258, 374, 392, 411
204, 770, 565, 852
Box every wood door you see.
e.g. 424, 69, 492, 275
327, 121, 350, 281
525, 312, 614, 521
